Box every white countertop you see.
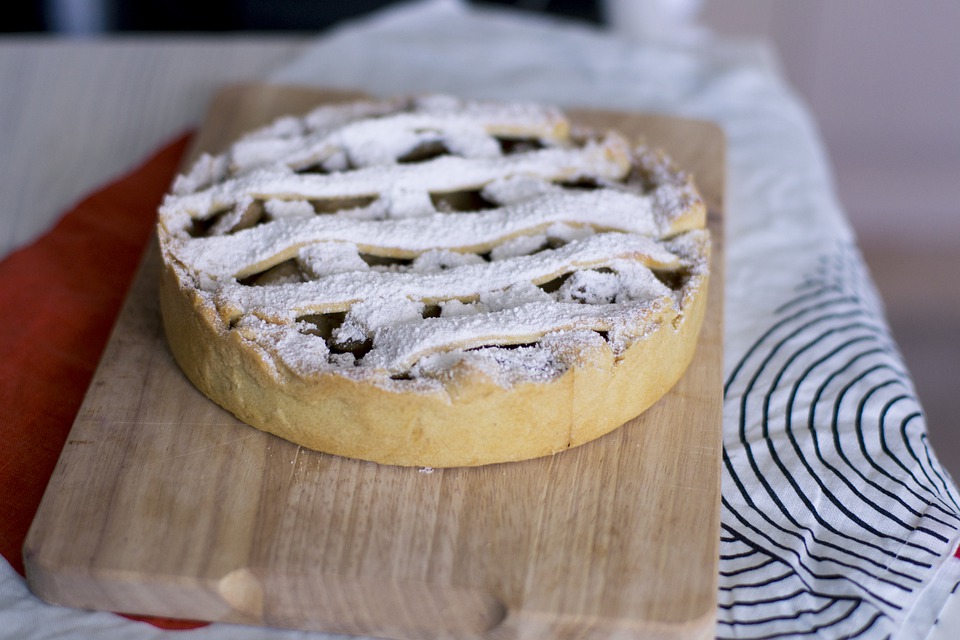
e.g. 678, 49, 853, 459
0, 35, 306, 259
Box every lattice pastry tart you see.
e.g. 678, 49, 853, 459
158, 94, 710, 467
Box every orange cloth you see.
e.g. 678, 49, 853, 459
0, 133, 206, 630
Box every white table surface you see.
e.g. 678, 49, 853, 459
1, 6, 958, 637
0, 36, 307, 261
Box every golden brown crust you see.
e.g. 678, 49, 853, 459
158, 95, 710, 467
160, 255, 708, 467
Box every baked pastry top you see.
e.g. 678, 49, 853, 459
157, 94, 710, 467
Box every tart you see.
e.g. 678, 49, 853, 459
157, 94, 710, 467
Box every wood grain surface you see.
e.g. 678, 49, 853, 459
24, 84, 725, 640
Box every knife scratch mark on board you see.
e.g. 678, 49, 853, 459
284, 446, 303, 488
147, 433, 263, 465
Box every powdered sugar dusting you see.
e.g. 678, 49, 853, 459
158, 95, 709, 390
175, 190, 662, 281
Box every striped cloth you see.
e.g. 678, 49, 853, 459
720, 243, 960, 637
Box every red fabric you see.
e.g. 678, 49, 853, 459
0, 133, 206, 631
955, 544, 960, 560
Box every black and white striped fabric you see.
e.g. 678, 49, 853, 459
719, 243, 960, 638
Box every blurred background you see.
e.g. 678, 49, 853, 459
6, 0, 959, 476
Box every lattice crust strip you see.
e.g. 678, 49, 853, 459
159, 94, 708, 390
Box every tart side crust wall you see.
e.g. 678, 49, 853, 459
160, 255, 708, 467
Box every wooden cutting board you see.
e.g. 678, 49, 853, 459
24, 85, 725, 640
